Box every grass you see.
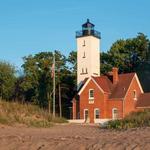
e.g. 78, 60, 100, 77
106, 109, 150, 130
0, 100, 67, 128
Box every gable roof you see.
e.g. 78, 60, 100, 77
78, 72, 141, 99
92, 76, 113, 93
78, 76, 104, 95
136, 93, 150, 108
110, 73, 135, 99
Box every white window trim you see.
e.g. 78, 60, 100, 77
89, 89, 94, 99
94, 108, 100, 119
78, 77, 104, 96
112, 108, 118, 120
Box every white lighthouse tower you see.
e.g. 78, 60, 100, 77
76, 19, 101, 89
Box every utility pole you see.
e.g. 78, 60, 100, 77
53, 51, 56, 117
59, 84, 62, 117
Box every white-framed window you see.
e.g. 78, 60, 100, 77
89, 89, 94, 99
94, 108, 100, 119
112, 108, 118, 119
133, 90, 137, 100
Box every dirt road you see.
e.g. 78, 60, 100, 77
0, 124, 150, 150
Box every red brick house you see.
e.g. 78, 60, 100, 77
72, 20, 150, 123
72, 68, 150, 123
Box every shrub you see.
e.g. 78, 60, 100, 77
106, 109, 150, 129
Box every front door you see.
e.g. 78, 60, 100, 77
84, 109, 89, 123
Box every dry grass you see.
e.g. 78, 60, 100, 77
0, 100, 67, 127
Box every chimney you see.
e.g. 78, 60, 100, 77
112, 67, 118, 84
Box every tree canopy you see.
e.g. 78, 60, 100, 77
0, 61, 16, 100
101, 33, 150, 74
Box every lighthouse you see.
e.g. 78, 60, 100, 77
76, 19, 101, 89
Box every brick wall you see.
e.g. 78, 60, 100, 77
124, 76, 143, 116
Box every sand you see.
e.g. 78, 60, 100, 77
0, 124, 150, 150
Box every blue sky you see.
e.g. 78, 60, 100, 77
0, 0, 150, 69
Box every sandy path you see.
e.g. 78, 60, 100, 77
0, 124, 150, 150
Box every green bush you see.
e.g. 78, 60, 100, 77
107, 109, 150, 129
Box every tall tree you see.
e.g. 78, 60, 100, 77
21, 52, 53, 106
21, 50, 67, 110
107, 33, 150, 73
0, 61, 16, 100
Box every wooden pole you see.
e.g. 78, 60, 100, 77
53, 52, 55, 117
59, 84, 62, 117
47, 92, 51, 114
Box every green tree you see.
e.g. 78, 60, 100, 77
67, 51, 77, 73
0, 61, 16, 100
21, 50, 67, 109
100, 52, 112, 74
67, 51, 77, 85
21, 52, 53, 106
108, 33, 150, 73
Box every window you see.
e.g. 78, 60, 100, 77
94, 108, 100, 119
80, 68, 88, 75
86, 68, 88, 73
112, 108, 118, 119
82, 68, 84, 73
83, 51, 86, 58
133, 90, 137, 100
89, 89, 94, 99
82, 40, 85, 46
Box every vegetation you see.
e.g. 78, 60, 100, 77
0, 61, 16, 100
0, 100, 67, 127
0, 32, 150, 119
101, 33, 150, 74
106, 109, 150, 129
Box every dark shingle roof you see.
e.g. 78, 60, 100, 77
110, 73, 135, 99
92, 76, 113, 93
92, 73, 135, 99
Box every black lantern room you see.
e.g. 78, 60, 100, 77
76, 19, 101, 39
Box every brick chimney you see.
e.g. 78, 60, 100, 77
112, 67, 118, 84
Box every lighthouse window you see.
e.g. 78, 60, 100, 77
83, 52, 86, 58
82, 40, 86, 46
82, 68, 84, 73
86, 68, 88, 73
